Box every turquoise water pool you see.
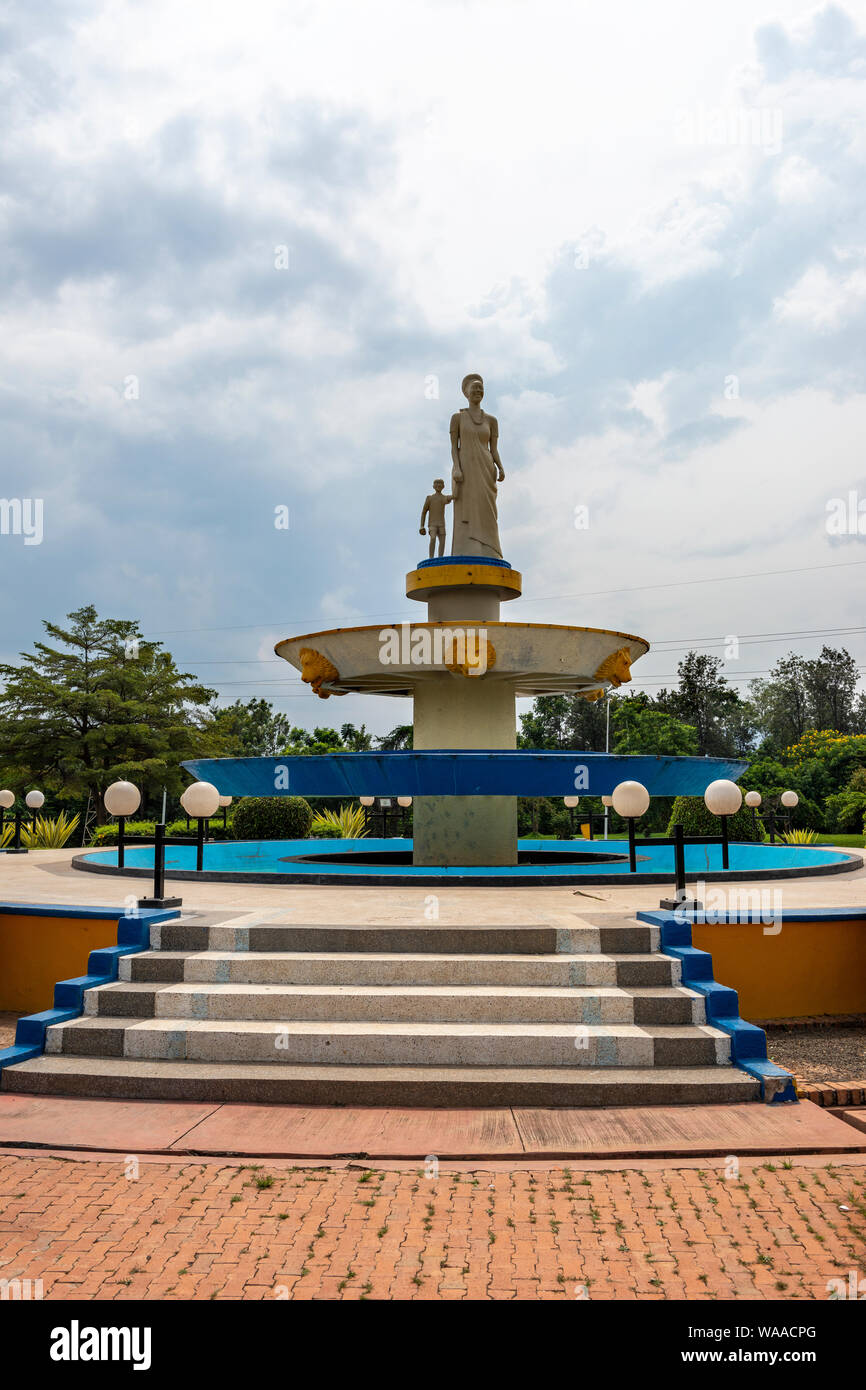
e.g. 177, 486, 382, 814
74, 836, 860, 886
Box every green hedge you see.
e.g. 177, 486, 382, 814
90, 818, 236, 844
665, 796, 764, 841
230, 796, 313, 841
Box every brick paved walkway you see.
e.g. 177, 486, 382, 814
1, 1153, 865, 1300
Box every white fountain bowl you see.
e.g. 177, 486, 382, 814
275, 621, 649, 699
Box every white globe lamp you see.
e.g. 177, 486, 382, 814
181, 781, 220, 819
104, 781, 141, 817
612, 781, 650, 819
704, 780, 742, 817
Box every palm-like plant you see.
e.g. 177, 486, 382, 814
0, 822, 14, 849
779, 827, 819, 845
310, 804, 368, 839
21, 812, 81, 848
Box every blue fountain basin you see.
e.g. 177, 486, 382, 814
73, 836, 861, 887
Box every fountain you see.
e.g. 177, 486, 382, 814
179, 372, 751, 878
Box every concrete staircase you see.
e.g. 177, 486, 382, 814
2, 912, 760, 1106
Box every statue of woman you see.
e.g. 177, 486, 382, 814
450, 373, 505, 559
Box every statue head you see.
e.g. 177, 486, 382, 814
461, 373, 484, 404
433, 478, 445, 491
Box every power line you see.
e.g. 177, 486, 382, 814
134, 555, 866, 639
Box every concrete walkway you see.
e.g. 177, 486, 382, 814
2, 845, 865, 918
1, 1094, 864, 1160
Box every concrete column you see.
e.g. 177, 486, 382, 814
412, 677, 517, 866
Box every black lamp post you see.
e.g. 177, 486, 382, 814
104, 781, 142, 871
180, 781, 220, 872
138, 822, 182, 910
611, 781, 649, 874
744, 790, 762, 841
563, 796, 579, 839
5, 789, 43, 854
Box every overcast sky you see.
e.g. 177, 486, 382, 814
2, 0, 865, 737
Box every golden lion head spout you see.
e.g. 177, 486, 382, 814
298, 647, 340, 699
444, 635, 496, 678
593, 646, 633, 688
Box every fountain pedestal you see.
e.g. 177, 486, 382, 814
406, 556, 521, 866
412, 674, 518, 866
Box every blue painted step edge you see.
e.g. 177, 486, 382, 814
0, 907, 180, 1074
637, 910, 798, 1104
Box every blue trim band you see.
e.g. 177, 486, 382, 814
0, 906, 181, 1074
637, 910, 798, 1103
416, 555, 512, 569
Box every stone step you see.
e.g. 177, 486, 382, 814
2, 1055, 761, 1107
154, 920, 660, 956
88, 980, 703, 1025
121, 949, 682, 988
45, 1016, 730, 1068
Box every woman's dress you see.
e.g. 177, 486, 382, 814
451, 409, 502, 558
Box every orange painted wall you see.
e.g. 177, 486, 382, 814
691, 917, 866, 1020
0, 914, 113, 1013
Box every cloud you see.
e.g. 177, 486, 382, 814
1, 1, 865, 736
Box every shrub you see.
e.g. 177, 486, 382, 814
230, 796, 313, 841
309, 821, 343, 839
90, 820, 156, 844
90, 818, 236, 844
666, 796, 763, 841
310, 804, 368, 839
824, 767, 866, 834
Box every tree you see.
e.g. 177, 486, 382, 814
281, 724, 372, 756
803, 646, 861, 734
207, 698, 292, 757
0, 606, 217, 820
518, 693, 610, 750
657, 652, 741, 756
750, 646, 865, 748
612, 698, 698, 755
750, 653, 814, 750
378, 724, 414, 750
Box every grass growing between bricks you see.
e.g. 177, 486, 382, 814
0, 1153, 864, 1301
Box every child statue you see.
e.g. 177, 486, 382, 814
419, 479, 454, 558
